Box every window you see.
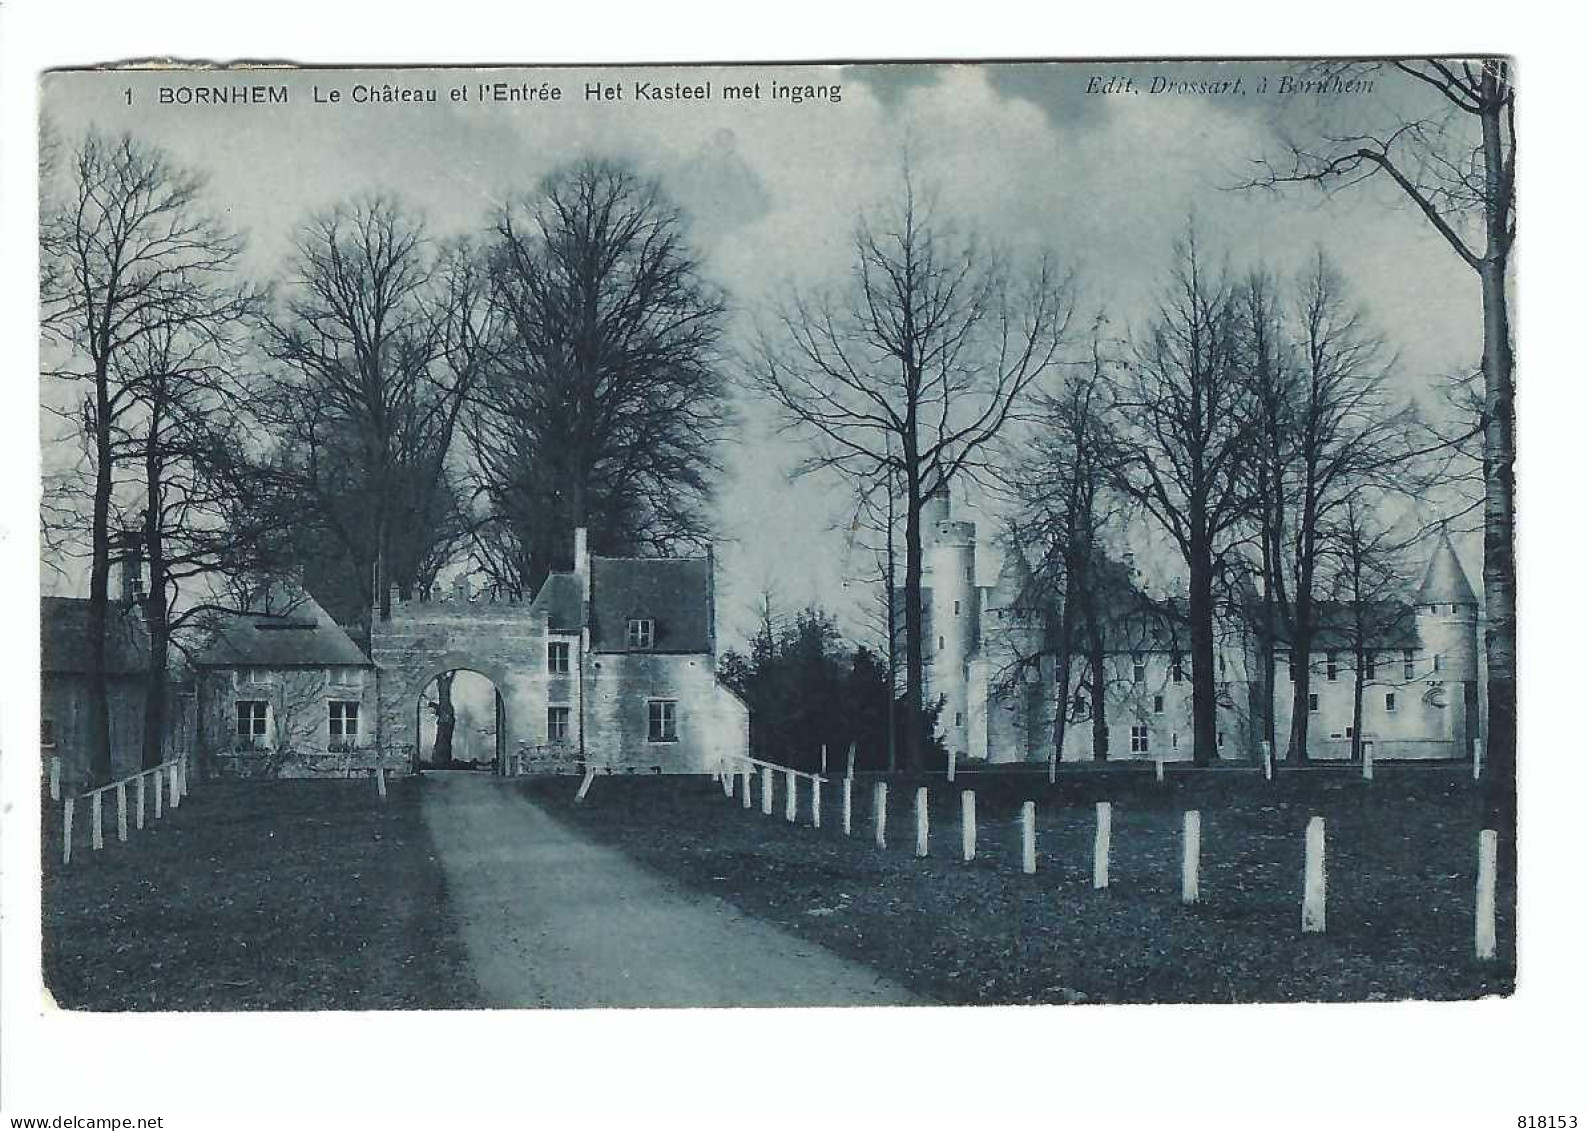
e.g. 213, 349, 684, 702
938, 636, 945, 652
1308, 693, 1320, 713
647, 699, 678, 742
954, 711, 963, 727
1071, 693, 1089, 721
1365, 652, 1377, 680
1403, 649, 1415, 680
1326, 653, 1338, 682
1130, 725, 1149, 754
1345, 726, 1355, 739
235, 701, 268, 746
626, 619, 655, 649
547, 641, 571, 674
547, 706, 571, 742
953, 600, 961, 616
1132, 656, 1145, 684
244, 667, 270, 685
1432, 653, 1443, 674
1171, 654, 1184, 683
1217, 732, 1225, 749
1385, 692, 1398, 713
328, 701, 359, 749
1153, 694, 1165, 715
41, 717, 56, 747
327, 667, 363, 687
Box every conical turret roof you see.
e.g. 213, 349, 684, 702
1415, 527, 1478, 606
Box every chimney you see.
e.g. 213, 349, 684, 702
574, 527, 590, 602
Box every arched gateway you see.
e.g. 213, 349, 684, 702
370, 529, 750, 776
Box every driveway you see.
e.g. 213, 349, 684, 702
419, 772, 921, 1008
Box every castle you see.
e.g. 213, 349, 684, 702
920, 492, 1482, 765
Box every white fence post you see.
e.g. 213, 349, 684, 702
841, 775, 853, 835
1476, 829, 1498, 961
49, 757, 61, 802
1302, 816, 1327, 933
915, 787, 929, 857
1093, 802, 1111, 889
154, 767, 163, 819
1155, 757, 1164, 784
1473, 738, 1483, 782
873, 782, 888, 849
761, 766, 773, 816
741, 766, 752, 809
946, 748, 955, 784
377, 765, 388, 800
1020, 801, 1036, 874
1047, 755, 1056, 786
846, 742, 856, 779
62, 797, 74, 865
1181, 810, 1201, 905
785, 769, 797, 823
961, 790, 976, 862
91, 790, 104, 851
811, 777, 822, 829
116, 782, 128, 843
1262, 740, 1273, 781
169, 763, 181, 810
136, 773, 146, 830
821, 744, 828, 777
1361, 741, 1374, 782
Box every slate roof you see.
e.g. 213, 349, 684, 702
1270, 600, 1420, 652
194, 589, 370, 669
588, 556, 712, 654
1415, 529, 1478, 606
41, 597, 148, 676
528, 572, 583, 634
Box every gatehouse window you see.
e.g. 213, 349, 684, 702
1432, 653, 1443, 674
1308, 693, 1320, 713
1153, 694, 1164, 714
626, 619, 655, 649
235, 701, 268, 747
548, 640, 571, 674
1130, 724, 1149, 754
1326, 653, 1338, 682
647, 699, 678, 743
1365, 652, 1377, 680
1385, 692, 1398, 713
328, 701, 359, 750
41, 717, 56, 748
547, 706, 571, 742
1403, 649, 1415, 680
1172, 653, 1184, 683
1132, 656, 1145, 684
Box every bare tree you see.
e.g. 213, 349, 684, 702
467, 158, 730, 596
751, 171, 1072, 771
1108, 229, 1257, 765
1246, 57, 1516, 820
258, 197, 482, 632
41, 130, 251, 782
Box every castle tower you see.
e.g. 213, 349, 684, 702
922, 487, 978, 760
1413, 527, 1481, 758
980, 540, 1048, 763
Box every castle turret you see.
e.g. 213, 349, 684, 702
1413, 527, 1481, 757
923, 489, 978, 759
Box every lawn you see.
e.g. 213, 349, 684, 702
40, 776, 482, 1011
525, 763, 1515, 1006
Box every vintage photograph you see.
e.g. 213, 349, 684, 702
35, 59, 1516, 1011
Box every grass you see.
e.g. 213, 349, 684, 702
41, 776, 482, 1011
525, 763, 1516, 1006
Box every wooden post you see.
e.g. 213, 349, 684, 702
1473, 738, 1483, 782
1181, 810, 1201, 905
1262, 740, 1273, 781
49, 757, 61, 802
1475, 829, 1498, 961
154, 767, 164, 819
961, 790, 976, 862
116, 782, 128, 843
841, 776, 853, 835
873, 782, 887, 849
1047, 755, 1056, 786
914, 786, 929, 857
1093, 802, 1111, 889
169, 763, 181, 810
741, 766, 752, 809
722, 764, 733, 797
811, 777, 822, 829
1154, 757, 1164, 784
946, 748, 955, 784
1362, 741, 1374, 781
136, 773, 146, 830
761, 766, 774, 816
62, 797, 74, 865
575, 767, 596, 802
821, 744, 828, 777
846, 742, 856, 779
785, 769, 797, 823
1302, 816, 1327, 933
91, 790, 103, 851
377, 765, 388, 800
1020, 801, 1036, 874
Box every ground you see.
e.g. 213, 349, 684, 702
39, 763, 1513, 1010
527, 763, 1515, 1005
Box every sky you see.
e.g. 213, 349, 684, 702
39, 61, 1487, 649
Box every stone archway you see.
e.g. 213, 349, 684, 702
414, 667, 507, 771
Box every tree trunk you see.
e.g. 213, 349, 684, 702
1288, 627, 1315, 764
432, 671, 456, 767
1479, 251, 1516, 832
1350, 639, 1367, 764
1187, 534, 1218, 766
86, 372, 114, 784
142, 496, 168, 771
901, 468, 925, 773
1087, 606, 1108, 761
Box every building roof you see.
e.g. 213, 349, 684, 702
528, 571, 583, 634
588, 556, 712, 653
194, 589, 370, 669
1415, 528, 1478, 606
41, 596, 149, 676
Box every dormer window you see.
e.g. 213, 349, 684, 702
626, 619, 655, 649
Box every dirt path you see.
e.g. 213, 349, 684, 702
419, 772, 921, 1008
